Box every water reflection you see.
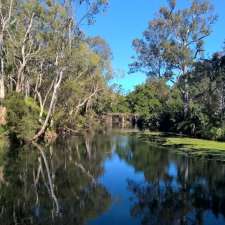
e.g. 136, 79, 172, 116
0, 133, 112, 225
0, 132, 225, 225
116, 134, 225, 225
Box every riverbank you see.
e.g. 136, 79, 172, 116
113, 129, 225, 157
164, 137, 225, 151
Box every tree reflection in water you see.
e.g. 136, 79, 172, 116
0, 132, 225, 225
116, 134, 225, 225
0, 133, 112, 225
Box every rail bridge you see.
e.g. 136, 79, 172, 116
102, 113, 140, 128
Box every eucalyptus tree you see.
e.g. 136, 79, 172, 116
31, 0, 109, 139
130, 0, 216, 115
0, 0, 14, 100
55, 36, 113, 130
130, 16, 172, 79
189, 53, 225, 125
0, 0, 110, 141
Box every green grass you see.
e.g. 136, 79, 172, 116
114, 129, 225, 153
164, 137, 225, 151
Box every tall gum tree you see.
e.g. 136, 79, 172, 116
130, 0, 216, 116
0, 0, 109, 140
0, 0, 14, 100
30, 0, 109, 140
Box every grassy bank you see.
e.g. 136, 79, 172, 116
164, 137, 225, 151
115, 129, 225, 154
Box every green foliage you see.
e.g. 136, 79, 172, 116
0, 126, 6, 136
5, 93, 40, 141
126, 56, 225, 141
176, 104, 208, 136
202, 127, 225, 141
111, 95, 130, 113
127, 79, 170, 129
128, 3, 225, 140
0, 0, 112, 141
130, 0, 217, 121
130, 0, 216, 80
0, 0, 224, 143
0, 137, 8, 166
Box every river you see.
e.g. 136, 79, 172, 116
0, 130, 225, 225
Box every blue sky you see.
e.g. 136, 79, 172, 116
83, 0, 225, 93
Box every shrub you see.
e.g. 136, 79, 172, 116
206, 127, 225, 141
5, 93, 40, 141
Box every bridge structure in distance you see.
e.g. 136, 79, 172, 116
102, 113, 140, 128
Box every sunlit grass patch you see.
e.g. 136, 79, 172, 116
115, 129, 225, 152
164, 137, 225, 151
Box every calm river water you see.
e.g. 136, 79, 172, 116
0, 131, 225, 225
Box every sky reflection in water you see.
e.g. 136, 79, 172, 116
0, 132, 225, 225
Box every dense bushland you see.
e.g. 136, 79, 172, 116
1, 0, 225, 143
0, 0, 116, 141
125, 53, 225, 140
119, 0, 225, 141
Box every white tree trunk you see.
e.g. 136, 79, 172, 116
32, 70, 63, 141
